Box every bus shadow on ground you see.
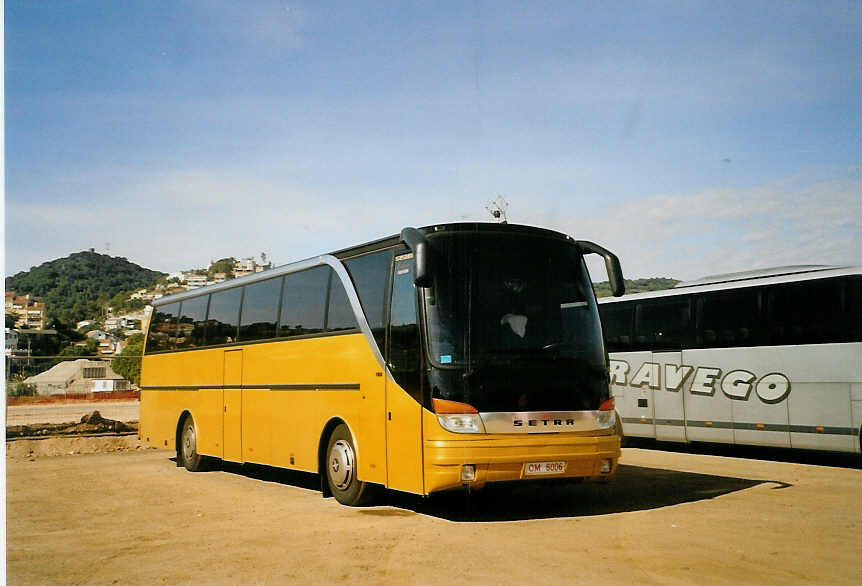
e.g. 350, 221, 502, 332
180, 458, 780, 523
378, 464, 778, 522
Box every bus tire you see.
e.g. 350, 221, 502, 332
179, 415, 206, 472
325, 424, 372, 506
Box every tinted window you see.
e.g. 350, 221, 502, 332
239, 277, 282, 342
343, 250, 393, 352
698, 287, 761, 348
279, 267, 328, 337
633, 297, 692, 351
326, 272, 358, 332
847, 276, 862, 343
388, 254, 421, 400
207, 288, 243, 345
599, 303, 634, 352
146, 302, 180, 353
176, 295, 209, 349
767, 277, 846, 345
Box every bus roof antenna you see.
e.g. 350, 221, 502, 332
485, 195, 509, 224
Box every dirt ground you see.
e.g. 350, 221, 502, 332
6, 439, 861, 585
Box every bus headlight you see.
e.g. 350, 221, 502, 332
597, 409, 615, 429
437, 414, 485, 434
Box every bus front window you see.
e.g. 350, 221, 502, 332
423, 233, 609, 413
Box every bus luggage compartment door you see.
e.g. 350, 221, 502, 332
652, 352, 687, 441
223, 349, 243, 462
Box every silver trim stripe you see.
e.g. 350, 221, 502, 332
480, 410, 614, 434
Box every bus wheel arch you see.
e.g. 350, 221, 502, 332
176, 411, 207, 472
318, 419, 373, 506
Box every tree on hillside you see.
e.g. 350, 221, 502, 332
592, 277, 680, 298
113, 333, 144, 386
5, 251, 164, 324
208, 257, 236, 279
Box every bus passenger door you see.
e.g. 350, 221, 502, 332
384, 252, 424, 494
223, 349, 243, 462
652, 351, 686, 442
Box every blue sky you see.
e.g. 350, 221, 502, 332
6, 1, 862, 280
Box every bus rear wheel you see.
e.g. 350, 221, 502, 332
180, 416, 206, 472
326, 424, 373, 506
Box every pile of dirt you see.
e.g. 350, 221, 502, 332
6, 435, 149, 460
6, 410, 139, 439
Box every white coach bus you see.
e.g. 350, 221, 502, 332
597, 265, 862, 454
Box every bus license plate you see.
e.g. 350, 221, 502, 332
524, 461, 567, 476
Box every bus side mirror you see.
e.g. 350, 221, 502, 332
400, 227, 433, 288
576, 240, 625, 297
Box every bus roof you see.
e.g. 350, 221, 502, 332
598, 264, 862, 304
153, 222, 575, 307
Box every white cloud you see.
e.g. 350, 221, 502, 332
554, 172, 862, 281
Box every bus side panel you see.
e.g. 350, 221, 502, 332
784, 344, 861, 453
852, 384, 862, 454
384, 382, 424, 494
681, 349, 733, 444
239, 334, 386, 483
242, 389, 272, 464
139, 389, 223, 456
709, 347, 791, 448
611, 351, 655, 438
653, 351, 686, 442
270, 391, 313, 471
140, 353, 224, 457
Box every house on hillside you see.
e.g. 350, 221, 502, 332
23, 359, 130, 395
5, 328, 19, 356
5, 291, 46, 329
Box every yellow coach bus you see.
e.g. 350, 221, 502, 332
140, 222, 626, 505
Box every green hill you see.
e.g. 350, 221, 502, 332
593, 277, 680, 298
5, 251, 165, 325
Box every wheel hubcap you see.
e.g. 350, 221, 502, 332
183, 424, 195, 461
329, 439, 354, 490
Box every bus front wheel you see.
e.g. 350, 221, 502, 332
325, 424, 372, 506
180, 416, 206, 472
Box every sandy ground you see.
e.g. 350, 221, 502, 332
6, 439, 862, 585
5, 400, 139, 426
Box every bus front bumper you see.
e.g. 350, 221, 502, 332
423, 432, 621, 493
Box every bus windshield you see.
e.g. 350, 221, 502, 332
423, 232, 609, 413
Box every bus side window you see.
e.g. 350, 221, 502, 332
279, 267, 328, 338
176, 295, 209, 349
633, 297, 692, 351
343, 250, 394, 353
387, 254, 421, 401
847, 276, 862, 343
599, 303, 633, 352
767, 278, 845, 345
207, 288, 243, 345
146, 302, 181, 353
697, 287, 761, 348
326, 269, 358, 332
238, 277, 282, 342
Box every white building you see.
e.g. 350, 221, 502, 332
24, 359, 129, 395
5, 328, 19, 356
